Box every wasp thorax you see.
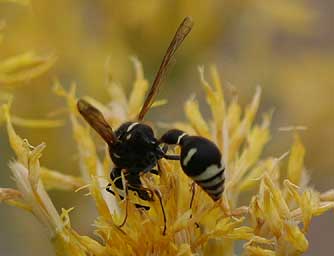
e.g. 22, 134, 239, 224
109, 121, 163, 172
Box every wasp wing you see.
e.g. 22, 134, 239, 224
77, 99, 118, 144
137, 16, 193, 121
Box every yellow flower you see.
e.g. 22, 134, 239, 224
1, 60, 334, 255
0, 51, 57, 86
0, 7, 56, 86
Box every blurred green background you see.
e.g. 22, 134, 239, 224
0, 1, 333, 255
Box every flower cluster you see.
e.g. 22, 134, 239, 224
1, 60, 334, 255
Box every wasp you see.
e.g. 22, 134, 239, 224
77, 16, 225, 234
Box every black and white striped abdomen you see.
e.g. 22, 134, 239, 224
180, 136, 225, 201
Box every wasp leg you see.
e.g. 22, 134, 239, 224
110, 167, 124, 189
127, 173, 154, 201
106, 186, 150, 210
150, 169, 159, 175
189, 182, 200, 228
107, 167, 125, 199
163, 154, 180, 160
141, 161, 158, 174
137, 187, 154, 201
106, 179, 150, 210
106, 183, 114, 194
190, 181, 196, 209
118, 175, 129, 228
150, 160, 166, 176
106, 172, 130, 228
153, 190, 167, 235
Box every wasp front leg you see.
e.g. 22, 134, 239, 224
126, 173, 154, 201
107, 167, 124, 193
106, 167, 124, 196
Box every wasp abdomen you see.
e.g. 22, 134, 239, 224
180, 136, 225, 201
160, 129, 225, 201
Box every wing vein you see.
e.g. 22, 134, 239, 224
77, 99, 118, 144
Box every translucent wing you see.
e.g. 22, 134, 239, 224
77, 99, 118, 144
137, 16, 193, 121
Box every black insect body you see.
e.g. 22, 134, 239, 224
111, 122, 164, 172
160, 129, 225, 201
109, 122, 167, 202
77, 102, 170, 206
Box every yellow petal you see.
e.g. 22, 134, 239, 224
248, 196, 263, 228
0, 52, 56, 85
261, 183, 283, 237
40, 168, 85, 191
284, 221, 309, 252
320, 189, 334, 201
184, 98, 210, 138
226, 98, 241, 136
229, 87, 261, 161
28, 142, 46, 191
11, 116, 64, 128
231, 115, 271, 190
0, 188, 22, 201
2, 103, 29, 165
107, 81, 128, 110
263, 174, 290, 219
52, 233, 87, 256
244, 245, 276, 256
239, 158, 276, 192
0, 187, 31, 210
199, 66, 225, 148
300, 190, 314, 232
10, 161, 63, 236
313, 202, 334, 216
287, 134, 305, 185
128, 57, 149, 119
176, 244, 193, 256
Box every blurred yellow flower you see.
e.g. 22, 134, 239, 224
1, 61, 333, 255
0, 51, 57, 86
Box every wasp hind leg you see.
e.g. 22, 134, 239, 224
153, 189, 167, 235
189, 182, 200, 228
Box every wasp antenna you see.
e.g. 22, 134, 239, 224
189, 182, 196, 210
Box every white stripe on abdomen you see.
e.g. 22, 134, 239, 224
182, 148, 197, 166
198, 174, 224, 188
191, 164, 224, 182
